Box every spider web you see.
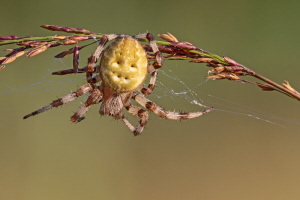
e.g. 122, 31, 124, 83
151, 64, 300, 132
0, 58, 300, 132
0, 63, 83, 95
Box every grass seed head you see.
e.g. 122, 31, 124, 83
26, 45, 49, 57
158, 32, 178, 42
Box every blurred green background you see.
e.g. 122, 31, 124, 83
1, 0, 300, 200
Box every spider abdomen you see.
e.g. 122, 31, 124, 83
100, 37, 148, 93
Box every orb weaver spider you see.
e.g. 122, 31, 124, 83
24, 33, 213, 135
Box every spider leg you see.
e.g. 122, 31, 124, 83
87, 34, 119, 72
52, 67, 87, 75
23, 83, 93, 119
73, 45, 80, 72
71, 86, 103, 122
86, 65, 101, 84
134, 33, 163, 68
132, 93, 213, 120
139, 66, 158, 95
87, 74, 101, 84
123, 104, 149, 136
134, 33, 163, 96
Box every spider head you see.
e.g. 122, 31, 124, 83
100, 86, 133, 119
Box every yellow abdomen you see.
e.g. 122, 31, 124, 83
100, 37, 148, 93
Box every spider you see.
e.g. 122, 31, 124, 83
23, 33, 213, 135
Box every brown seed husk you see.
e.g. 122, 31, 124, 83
26, 45, 48, 57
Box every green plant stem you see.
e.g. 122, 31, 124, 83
243, 66, 300, 100
0, 36, 55, 45
1, 33, 299, 101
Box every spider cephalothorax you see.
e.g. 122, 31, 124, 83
24, 33, 213, 135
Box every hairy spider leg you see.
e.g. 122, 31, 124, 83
132, 93, 214, 120
23, 83, 93, 119
71, 86, 103, 122
52, 67, 87, 75
139, 69, 158, 96
87, 34, 123, 72
134, 33, 163, 68
86, 65, 101, 84
133, 33, 163, 96
73, 45, 80, 72
123, 104, 149, 136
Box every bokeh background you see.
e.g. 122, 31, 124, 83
1, 0, 300, 200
